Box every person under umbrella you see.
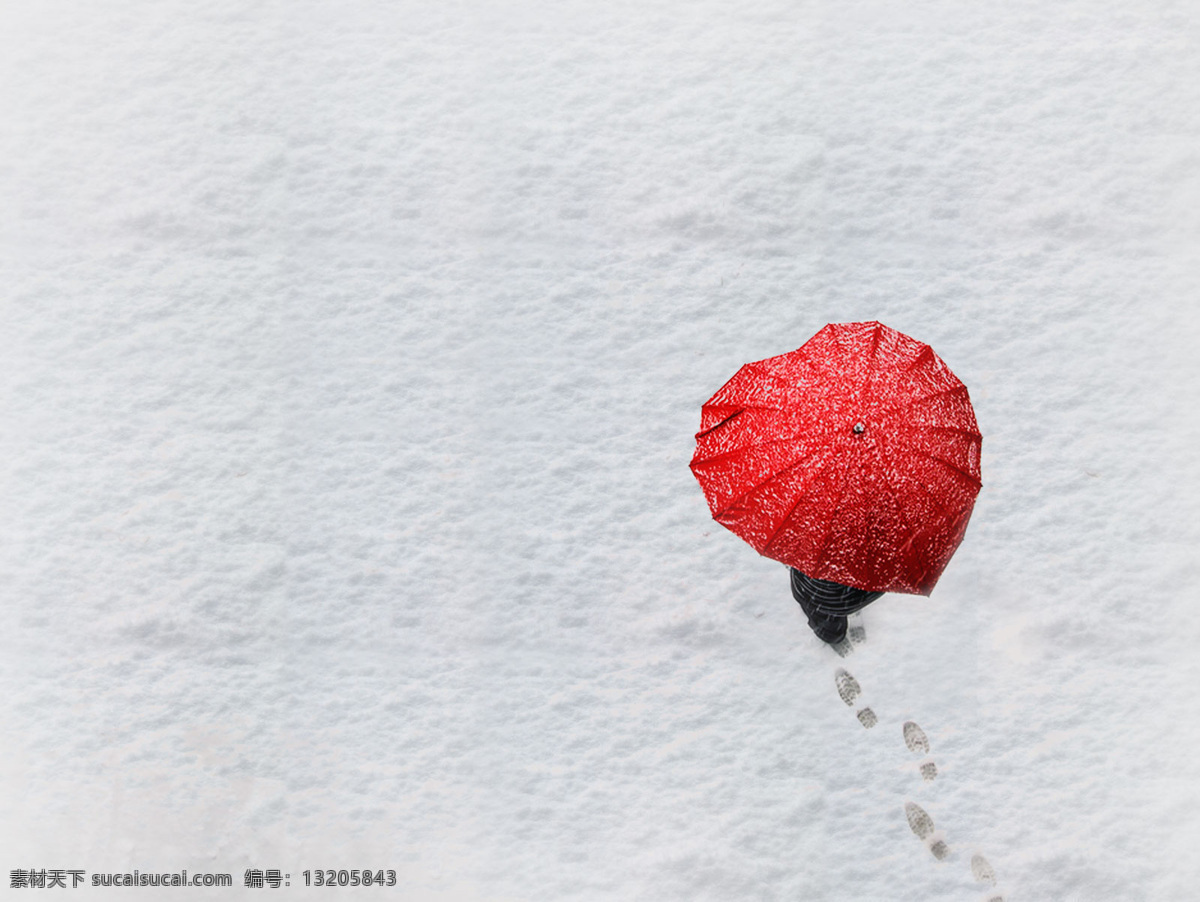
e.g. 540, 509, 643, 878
690, 321, 982, 645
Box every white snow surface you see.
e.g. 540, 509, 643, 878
3, 1, 1200, 899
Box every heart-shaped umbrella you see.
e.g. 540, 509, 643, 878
690, 321, 981, 595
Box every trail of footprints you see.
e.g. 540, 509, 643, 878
833, 620, 1004, 900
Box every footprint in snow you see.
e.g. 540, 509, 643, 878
902, 721, 929, 753
903, 721, 937, 781
830, 613, 865, 657
904, 802, 934, 840
972, 853, 1004, 899
971, 853, 996, 885
834, 668, 876, 728
904, 802, 949, 860
835, 669, 860, 706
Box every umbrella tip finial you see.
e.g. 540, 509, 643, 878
853, 422, 865, 435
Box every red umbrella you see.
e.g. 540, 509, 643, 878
690, 321, 981, 595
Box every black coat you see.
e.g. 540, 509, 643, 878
790, 568, 883, 644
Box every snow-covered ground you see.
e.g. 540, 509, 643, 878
3, 2, 1199, 899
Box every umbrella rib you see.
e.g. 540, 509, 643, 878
893, 423, 981, 439
694, 408, 744, 440
808, 451, 856, 573
862, 322, 884, 412
723, 354, 834, 413
704, 402, 817, 415
926, 453, 983, 489
693, 411, 843, 469
867, 436, 923, 545
691, 432, 818, 470
731, 361, 817, 409
716, 445, 835, 520
761, 447, 851, 564
881, 432, 982, 488
873, 384, 968, 420
877, 438, 955, 519
787, 334, 839, 385
903, 343, 935, 373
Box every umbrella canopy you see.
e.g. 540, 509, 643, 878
690, 321, 981, 595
